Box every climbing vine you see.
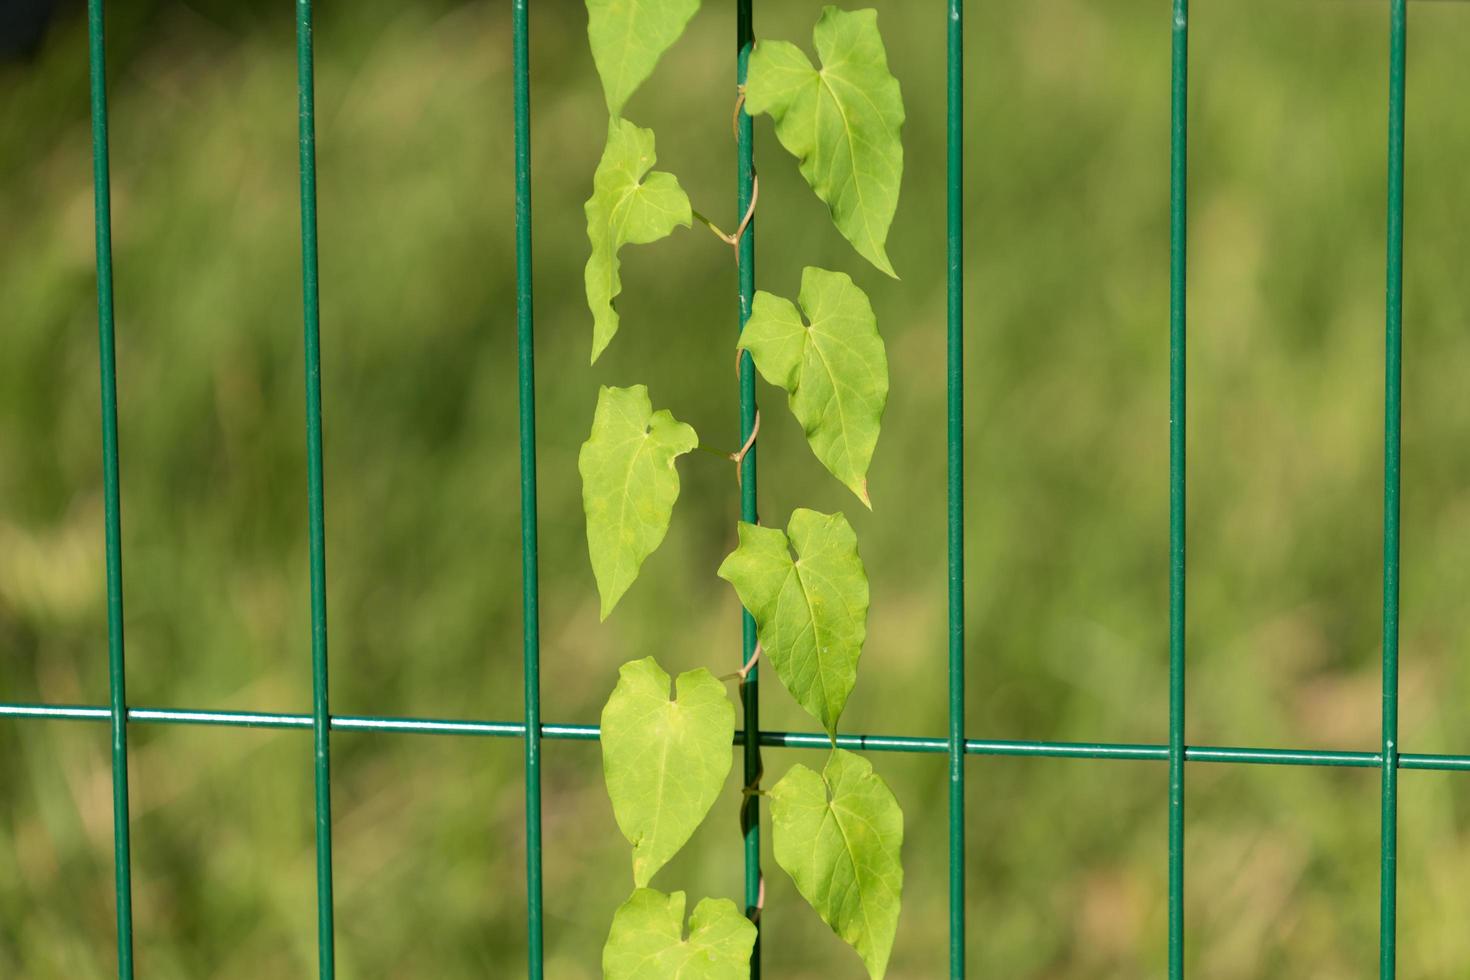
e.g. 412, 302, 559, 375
579, 4, 906, 976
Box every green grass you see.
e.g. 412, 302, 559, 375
3, 0, 1470, 976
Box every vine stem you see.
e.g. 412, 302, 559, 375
722, 643, 763, 684
740, 643, 763, 680
691, 208, 736, 245
693, 410, 760, 478
695, 443, 737, 461
731, 411, 760, 464
731, 175, 759, 251
732, 87, 746, 142
691, 175, 760, 252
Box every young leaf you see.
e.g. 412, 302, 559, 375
603, 888, 756, 980
580, 385, 698, 619
586, 0, 702, 116
716, 509, 868, 735
744, 7, 904, 277
770, 750, 904, 979
601, 657, 735, 887
585, 118, 692, 363
740, 267, 888, 506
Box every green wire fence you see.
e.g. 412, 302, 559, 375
0, 0, 1443, 977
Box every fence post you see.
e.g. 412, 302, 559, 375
734, 1, 762, 973
945, 0, 967, 977
1378, 2, 1407, 978
1167, 0, 1190, 976
511, 0, 545, 976
293, 1, 337, 975
86, 1, 135, 976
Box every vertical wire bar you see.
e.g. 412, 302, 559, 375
1167, 1, 1189, 977
87, 2, 135, 975
945, 0, 967, 977
1378, 2, 1406, 977
736, 1, 762, 973
511, 1, 544, 976
294, 1, 336, 975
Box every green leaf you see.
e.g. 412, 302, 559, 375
603, 888, 756, 980
601, 657, 735, 887
739, 267, 888, 506
579, 385, 698, 619
585, 118, 692, 363
770, 750, 904, 979
586, 0, 702, 116
716, 509, 868, 735
744, 7, 904, 277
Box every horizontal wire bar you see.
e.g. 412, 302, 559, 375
1399, 753, 1470, 772
3, 701, 1466, 771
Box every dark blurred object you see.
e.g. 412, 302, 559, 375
0, 0, 58, 62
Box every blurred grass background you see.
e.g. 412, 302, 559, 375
2, 0, 1470, 976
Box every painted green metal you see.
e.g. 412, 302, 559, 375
512, 1, 544, 976
945, 1, 966, 977
1167, 0, 1189, 977
736, 1, 762, 974
86, 2, 134, 976
11, 2, 1466, 975
1379, 2, 1406, 977
294, 1, 336, 975
19, 699, 1470, 772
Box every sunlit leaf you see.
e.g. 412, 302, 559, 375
745, 7, 904, 276
601, 657, 735, 887
580, 385, 698, 618
586, 0, 702, 116
716, 509, 868, 735
603, 887, 756, 979
740, 267, 887, 506
585, 118, 692, 362
770, 750, 903, 979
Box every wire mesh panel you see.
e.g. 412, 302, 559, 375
0, 0, 1440, 978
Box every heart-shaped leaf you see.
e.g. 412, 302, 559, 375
580, 385, 698, 619
770, 750, 903, 979
601, 657, 735, 887
739, 267, 888, 506
585, 119, 692, 362
603, 887, 756, 979
716, 509, 868, 735
586, 0, 702, 116
744, 7, 904, 277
